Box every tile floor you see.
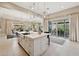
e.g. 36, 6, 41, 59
0, 38, 27, 56
0, 37, 79, 56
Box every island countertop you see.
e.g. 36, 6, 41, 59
24, 33, 48, 39
17, 31, 48, 39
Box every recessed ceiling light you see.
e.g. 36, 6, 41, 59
44, 16, 46, 18
31, 7, 34, 9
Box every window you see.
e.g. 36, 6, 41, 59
48, 19, 69, 38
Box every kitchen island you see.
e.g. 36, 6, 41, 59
18, 32, 49, 56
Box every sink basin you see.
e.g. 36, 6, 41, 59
22, 33, 30, 35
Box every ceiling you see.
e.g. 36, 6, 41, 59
0, 7, 43, 23
0, 2, 79, 22
13, 2, 79, 16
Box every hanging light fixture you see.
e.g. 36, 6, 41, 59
31, 3, 36, 10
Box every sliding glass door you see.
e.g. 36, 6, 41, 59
48, 19, 69, 38
51, 23, 57, 36
57, 21, 65, 37
64, 20, 69, 38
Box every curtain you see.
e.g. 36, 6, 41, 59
69, 14, 79, 42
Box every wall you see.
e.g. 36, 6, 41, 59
0, 18, 7, 36
45, 6, 79, 42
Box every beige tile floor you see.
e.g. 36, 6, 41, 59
0, 38, 28, 56
0, 37, 79, 56
44, 40, 79, 56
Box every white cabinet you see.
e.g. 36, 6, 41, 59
18, 33, 48, 56
40, 36, 48, 54
34, 36, 48, 55
34, 38, 41, 55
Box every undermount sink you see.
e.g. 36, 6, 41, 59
22, 33, 30, 35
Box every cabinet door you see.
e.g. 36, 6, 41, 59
27, 38, 34, 55
40, 36, 48, 54
34, 39, 41, 56
34, 36, 48, 56
23, 37, 33, 55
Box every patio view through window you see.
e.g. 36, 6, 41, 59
48, 19, 69, 38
